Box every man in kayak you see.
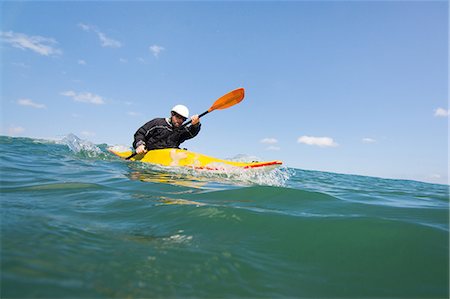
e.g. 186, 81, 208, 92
133, 105, 201, 154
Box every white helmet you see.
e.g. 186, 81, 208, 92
171, 104, 189, 118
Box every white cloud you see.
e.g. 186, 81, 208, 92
260, 137, 278, 144
78, 59, 86, 65
127, 111, 141, 117
266, 146, 281, 151
17, 98, 46, 109
297, 135, 338, 148
362, 137, 376, 144
78, 23, 91, 31
434, 107, 449, 117
61, 90, 105, 105
260, 137, 280, 150
149, 45, 165, 57
8, 126, 25, 135
97, 32, 122, 48
78, 23, 122, 48
0, 31, 62, 56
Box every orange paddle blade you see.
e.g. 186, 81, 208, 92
208, 88, 245, 112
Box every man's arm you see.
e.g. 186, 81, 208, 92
133, 119, 158, 150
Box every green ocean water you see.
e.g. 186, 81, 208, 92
1, 135, 448, 298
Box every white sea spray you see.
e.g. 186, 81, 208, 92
62, 133, 103, 157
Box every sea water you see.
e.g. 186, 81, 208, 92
1, 135, 448, 298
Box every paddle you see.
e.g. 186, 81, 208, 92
125, 88, 245, 160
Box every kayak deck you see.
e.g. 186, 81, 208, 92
107, 146, 282, 171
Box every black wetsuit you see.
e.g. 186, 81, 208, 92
133, 118, 201, 150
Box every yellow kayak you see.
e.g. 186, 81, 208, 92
107, 146, 282, 171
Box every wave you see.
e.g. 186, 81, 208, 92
1, 134, 448, 298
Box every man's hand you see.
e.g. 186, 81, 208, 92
136, 144, 147, 154
191, 114, 200, 126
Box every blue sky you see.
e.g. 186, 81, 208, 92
1, 1, 448, 184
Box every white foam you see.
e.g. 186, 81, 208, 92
107, 145, 132, 152
62, 133, 103, 156
136, 163, 293, 188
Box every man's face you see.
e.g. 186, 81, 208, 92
171, 113, 186, 127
